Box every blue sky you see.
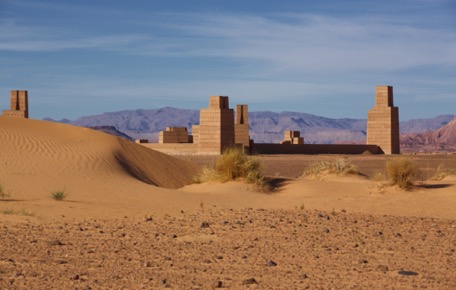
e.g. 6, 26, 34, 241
0, 0, 455, 120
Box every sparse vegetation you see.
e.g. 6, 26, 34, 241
195, 147, 269, 191
385, 157, 417, 190
144, 214, 153, 222
302, 159, 359, 178
0, 208, 35, 216
0, 182, 12, 200
371, 170, 388, 182
0, 208, 15, 215
430, 164, 455, 181
50, 189, 68, 201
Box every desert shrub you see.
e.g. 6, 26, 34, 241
0, 182, 11, 200
430, 164, 455, 181
194, 167, 219, 184
196, 147, 268, 190
50, 189, 68, 201
215, 147, 252, 182
0, 208, 15, 215
385, 157, 417, 190
0, 208, 35, 216
371, 170, 388, 182
302, 159, 358, 178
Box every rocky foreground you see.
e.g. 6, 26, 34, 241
1, 208, 455, 289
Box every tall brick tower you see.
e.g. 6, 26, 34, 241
2, 90, 29, 118
367, 86, 400, 154
198, 96, 235, 154
235, 104, 250, 150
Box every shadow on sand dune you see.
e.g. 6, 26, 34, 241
265, 177, 291, 193
114, 153, 159, 187
419, 183, 453, 189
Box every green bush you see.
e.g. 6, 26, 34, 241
385, 157, 417, 190
50, 189, 68, 201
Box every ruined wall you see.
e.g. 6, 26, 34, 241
159, 127, 190, 143
2, 110, 27, 118
135, 139, 149, 143
192, 125, 200, 144
2, 90, 29, 118
281, 130, 304, 144
198, 96, 234, 155
234, 104, 250, 149
252, 144, 382, 155
367, 86, 400, 154
142, 143, 199, 155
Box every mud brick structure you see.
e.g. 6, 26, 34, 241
281, 130, 304, 144
198, 96, 235, 154
143, 87, 395, 155
367, 86, 400, 154
159, 127, 191, 143
192, 125, 200, 144
2, 90, 29, 118
235, 104, 250, 149
144, 96, 238, 155
135, 139, 149, 143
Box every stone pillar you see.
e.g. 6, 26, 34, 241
367, 86, 400, 154
198, 96, 235, 154
2, 90, 29, 118
235, 104, 250, 149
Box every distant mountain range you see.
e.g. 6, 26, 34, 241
87, 126, 134, 141
45, 108, 455, 149
401, 116, 456, 153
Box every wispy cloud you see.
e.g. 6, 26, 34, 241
0, 20, 146, 52
2, 11, 454, 74
144, 13, 456, 72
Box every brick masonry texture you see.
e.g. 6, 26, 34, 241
367, 86, 400, 154
2, 90, 29, 118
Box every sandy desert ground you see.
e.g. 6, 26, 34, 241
1, 117, 456, 289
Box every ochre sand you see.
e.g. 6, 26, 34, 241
1, 117, 456, 288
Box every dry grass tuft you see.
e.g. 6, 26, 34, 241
385, 157, 417, 190
0, 182, 12, 200
50, 189, 68, 201
0, 208, 35, 216
430, 164, 455, 181
371, 170, 388, 182
302, 159, 359, 178
196, 147, 269, 191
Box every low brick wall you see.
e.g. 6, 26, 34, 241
141, 143, 199, 155
142, 143, 383, 155
251, 144, 383, 155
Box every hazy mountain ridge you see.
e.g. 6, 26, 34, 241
67, 107, 199, 141
88, 126, 134, 141
45, 108, 455, 145
401, 116, 456, 152
400, 114, 455, 133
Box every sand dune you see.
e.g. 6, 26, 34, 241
0, 117, 200, 217
0, 117, 196, 189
